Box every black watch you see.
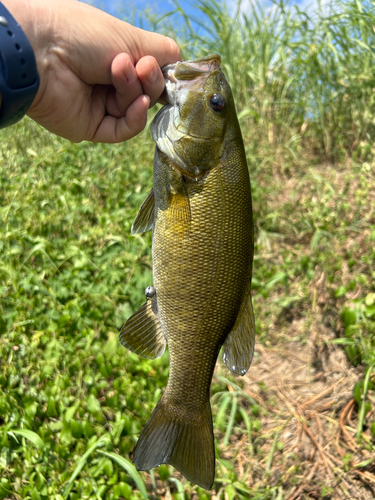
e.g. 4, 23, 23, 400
0, 2, 40, 129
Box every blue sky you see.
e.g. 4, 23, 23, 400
83, 0, 314, 28
84, 0, 197, 20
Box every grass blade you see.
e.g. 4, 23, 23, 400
62, 434, 110, 499
215, 394, 231, 432
238, 407, 253, 458
356, 366, 374, 441
223, 396, 238, 447
266, 430, 280, 474
168, 477, 185, 500
97, 450, 148, 500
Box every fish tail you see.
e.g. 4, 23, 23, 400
132, 395, 215, 490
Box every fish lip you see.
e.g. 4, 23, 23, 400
162, 65, 178, 84
162, 54, 221, 82
161, 66, 177, 105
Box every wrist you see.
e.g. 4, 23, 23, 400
1, 0, 33, 38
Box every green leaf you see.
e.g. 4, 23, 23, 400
31, 487, 41, 500
87, 394, 101, 414
8, 429, 45, 451
225, 484, 237, 500
365, 293, 375, 307
341, 308, 357, 327
158, 464, 170, 481
354, 457, 375, 468
330, 338, 356, 345
353, 381, 362, 404
334, 285, 347, 298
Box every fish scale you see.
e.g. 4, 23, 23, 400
119, 54, 255, 490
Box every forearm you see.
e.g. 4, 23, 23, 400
1, 0, 30, 21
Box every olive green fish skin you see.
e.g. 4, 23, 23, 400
120, 54, 255, 490
153, 144, 252, 401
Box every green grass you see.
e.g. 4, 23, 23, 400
1, 0, 375, 498
0, 118, 170, 499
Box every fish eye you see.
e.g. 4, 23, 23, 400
209, 93, 226, 113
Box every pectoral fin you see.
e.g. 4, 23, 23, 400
131, 190, 155, 235
119, 296, 166, 359
169, 192, 191, 229
222, 283, 255, 375
166, 175, 191, 235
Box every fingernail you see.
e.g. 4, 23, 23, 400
142, 95, 151, 109
124, 59, 137, 83
147, 64, 159, 85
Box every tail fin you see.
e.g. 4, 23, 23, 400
132, 396, 215, 490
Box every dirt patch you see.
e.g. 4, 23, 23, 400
226, 322, 375, 499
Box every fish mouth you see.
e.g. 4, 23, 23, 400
162, 54, 221, 83
161, 54, 222, 104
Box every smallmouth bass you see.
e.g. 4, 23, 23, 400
120, 54, 255, 490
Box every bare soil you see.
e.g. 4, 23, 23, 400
232, 330, 375, 499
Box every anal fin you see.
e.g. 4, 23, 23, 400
222, 281, 255, 375
119, 296, 166, 359
131, 189, 154, 235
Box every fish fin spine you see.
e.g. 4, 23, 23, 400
132, 396, 215, 490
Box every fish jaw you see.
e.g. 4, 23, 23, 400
162, 54, 222, 105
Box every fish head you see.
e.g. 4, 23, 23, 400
151, 54, 238, 180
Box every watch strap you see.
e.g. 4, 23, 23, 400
0, 2, 40, 129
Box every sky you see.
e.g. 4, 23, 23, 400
82, 0, 194, 19
82, 0, 317, 28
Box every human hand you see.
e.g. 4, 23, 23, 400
2, 0, 181, 143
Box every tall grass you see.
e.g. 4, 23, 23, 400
152, 0, 375, 161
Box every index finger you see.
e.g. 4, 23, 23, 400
127, 26, 182, 69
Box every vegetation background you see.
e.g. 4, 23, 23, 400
0, 0, 375, 498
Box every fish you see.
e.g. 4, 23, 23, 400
119, 54, 255, 490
